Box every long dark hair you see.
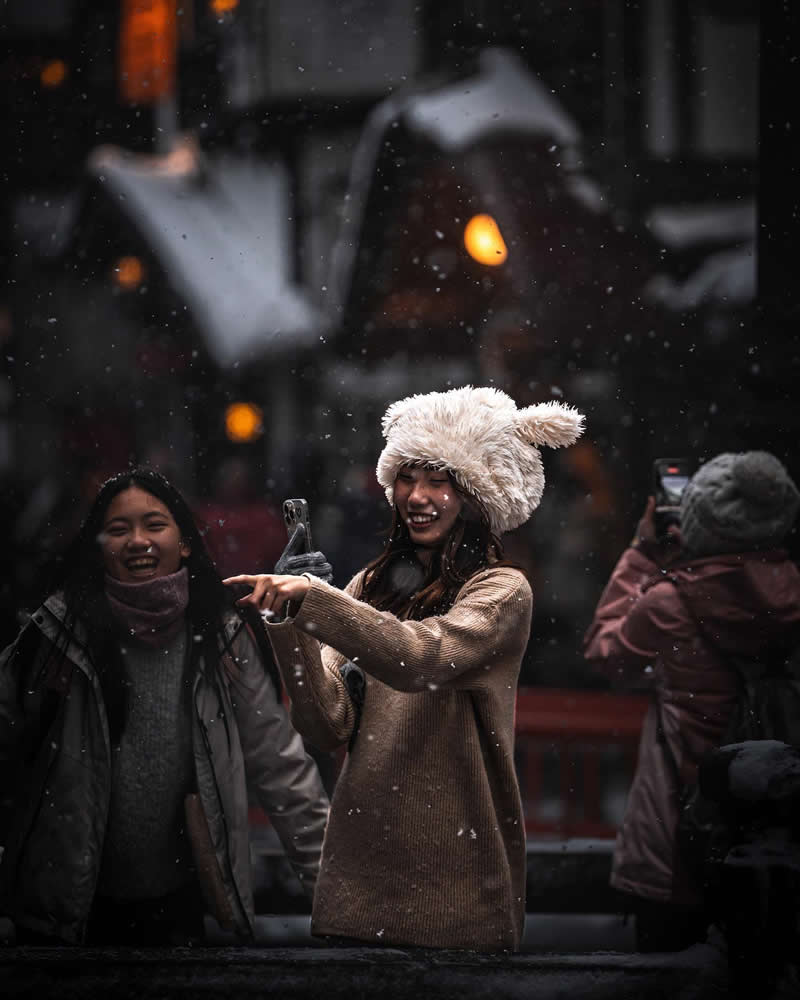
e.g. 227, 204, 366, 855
41, 467, 268, 743
361, 474, 519, 620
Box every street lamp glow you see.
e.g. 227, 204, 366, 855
464, 214, 508, 266
41, 59, 68, 88
113, 255, 145, 290
225, 402, 263, 443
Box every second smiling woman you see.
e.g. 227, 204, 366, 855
227, 385, 585, 952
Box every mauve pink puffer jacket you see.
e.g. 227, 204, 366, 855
583, 546, 800, 905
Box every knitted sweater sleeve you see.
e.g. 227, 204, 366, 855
273, 566, 532, 695
265, 576, 361, 752
582, 546, 684, 688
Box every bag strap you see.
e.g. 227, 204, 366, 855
339, 661, 365, 753
654, 574, 733, 794
663, 573, 723, 651
653, 688, 686, 794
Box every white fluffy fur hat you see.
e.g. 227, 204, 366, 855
376, 385, 585, 535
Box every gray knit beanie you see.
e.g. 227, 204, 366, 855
680, 451, 800, 557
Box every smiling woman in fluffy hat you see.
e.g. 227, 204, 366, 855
227, 386, 584, 952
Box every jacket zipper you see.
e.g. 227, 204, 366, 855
12, 736, 62, 894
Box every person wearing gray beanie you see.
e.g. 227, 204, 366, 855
680, 451, 800, 558
583, 450, 800, 955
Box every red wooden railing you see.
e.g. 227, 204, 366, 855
515, 688, 648, 838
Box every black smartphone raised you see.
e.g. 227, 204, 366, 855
652, 458, 691, 535
282, 498, 313, 552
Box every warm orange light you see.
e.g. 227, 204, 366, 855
114, 255, 145, 290
119, 0, 178, 103
464, 214, 508, 267
225, 403, 263, 443
210, 0, 239, 13
41, 59, 68, 88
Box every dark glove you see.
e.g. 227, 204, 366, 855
631, 496, 682, 565
274, 523, 334, 584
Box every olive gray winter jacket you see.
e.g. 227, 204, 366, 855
0, 595, 329, 943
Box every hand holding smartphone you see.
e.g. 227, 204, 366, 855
652, 458, 691, 539
276, 499, 333, 584
283, 499, 313, 552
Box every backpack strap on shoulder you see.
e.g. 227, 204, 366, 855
338, 660, 365, 753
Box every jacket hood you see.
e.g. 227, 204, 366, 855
668, 550, 800, 656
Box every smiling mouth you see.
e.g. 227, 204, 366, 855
125, 558, 159, 571
408, 513, 439, 526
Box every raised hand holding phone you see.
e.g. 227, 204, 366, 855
224, 499, 333, 621
275, 499, 333, 583
632, 495, 683, 565
652, 458, 691, 539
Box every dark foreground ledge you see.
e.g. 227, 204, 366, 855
2, 943, 733, 1000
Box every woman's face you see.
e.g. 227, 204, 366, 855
394, 465, 463, 549
100, 486, 190, 583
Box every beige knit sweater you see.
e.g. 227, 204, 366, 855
266, 565, 532, 951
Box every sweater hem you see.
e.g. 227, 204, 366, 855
311, 918, 517, 953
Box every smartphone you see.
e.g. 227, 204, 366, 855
652, 458, 691, 536
283, 498, 313, 552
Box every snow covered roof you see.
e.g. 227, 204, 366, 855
88, 141, 327, 369
645, 200, 756, 251
405, 48, 580, 153
641, 199, 757, 310
643, 242, 756, 311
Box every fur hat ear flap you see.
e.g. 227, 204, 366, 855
515, 401, 585, 449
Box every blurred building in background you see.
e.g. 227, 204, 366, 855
0, 0, 765, 694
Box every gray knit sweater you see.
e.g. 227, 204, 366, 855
97, 630, 195, 900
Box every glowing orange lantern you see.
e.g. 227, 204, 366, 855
41, 59, 68, 88
463, 214, 508, 266
113, 255, 145, 290
225, 403, 264, 443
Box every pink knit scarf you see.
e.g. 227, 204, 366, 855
105, 567, 190, 646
